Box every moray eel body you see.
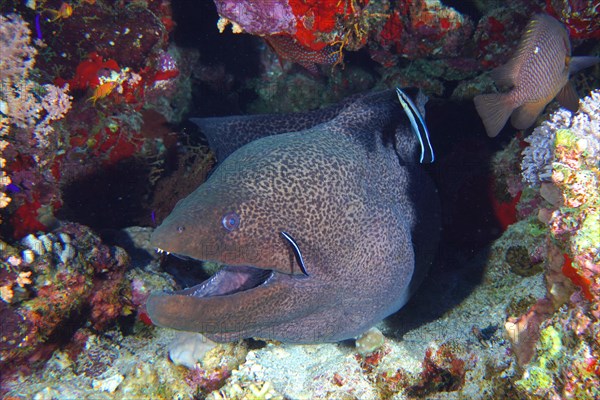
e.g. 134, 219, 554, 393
147, 90, 440, 343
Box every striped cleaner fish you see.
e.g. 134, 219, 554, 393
396, 88, 434, 163
265, 34, 340, 75
474, 13, 600, 137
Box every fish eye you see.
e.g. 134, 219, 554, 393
177, 226, 185, 233
222, 212, 240, 232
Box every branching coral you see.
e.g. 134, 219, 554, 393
0, 14, 72, 144
0, 14, 72, 225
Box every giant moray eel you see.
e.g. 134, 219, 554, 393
146, 89, 440, 343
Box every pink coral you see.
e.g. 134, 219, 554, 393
185, 365, 231, 395
215, 0, 296, 36
0, 14, 36, 81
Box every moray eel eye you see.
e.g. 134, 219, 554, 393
222, 212, 240, 231
177, 226, 185, 233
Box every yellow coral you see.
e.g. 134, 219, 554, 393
17, 271, 33, 287
0, 284, 14, 303
0, 191, 10, 208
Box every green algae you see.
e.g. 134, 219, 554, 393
202, 260, 224, 276
516, 326, 563, 394
554, 129, 578, 148
574, 209, 600, 255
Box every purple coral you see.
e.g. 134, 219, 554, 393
214, 0, 296, 35
522, 91, 600, 187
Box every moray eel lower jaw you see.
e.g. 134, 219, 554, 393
146, 243, 309, 337
171, 264, 275, 298
151, 239, 303, 296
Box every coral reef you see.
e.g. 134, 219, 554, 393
545, 0, 600, 39
0, 223, 130, 377
0, 0, 599, 398
486, 90, 600, 398
0, 2, 194, 239
211, 0, 554, 100
0, 14, 72, 229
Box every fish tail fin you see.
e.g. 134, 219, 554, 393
569, 56, 600, 75
474, 92, 515, 137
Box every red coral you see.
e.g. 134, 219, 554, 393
10, 198, 49, 238
185, 366, 231, 395
379, 11, 403, 48
491, 190, 522, 231
488, 16, 505, 33
69, 53, 120, 90
377, 369, 409, 395
357, 345, 391, 373
288, 0, 355, 50
374, 0, 472, 62
407, 345, 467, 396
137, 308, 154, 326
88, 278, 125, 330
545, 0, 600, 39
561, 254, 593, 301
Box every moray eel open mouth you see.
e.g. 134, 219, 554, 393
145, 249, 309, 339
163, 259, 275, 298
152, 229, 307, 300
145, 89, 441, 343
146, 230, 311, 336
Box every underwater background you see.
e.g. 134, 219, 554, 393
0, 0, 599, 398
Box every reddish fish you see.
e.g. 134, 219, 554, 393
265, 34, 340, 75
474, 14, 599, 137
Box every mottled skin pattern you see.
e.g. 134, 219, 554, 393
192, 95, 359, 161
147, 90, 440, 343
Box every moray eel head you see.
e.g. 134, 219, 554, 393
150, 171, 304, 276
147, 90, 440, 343
147, 136, 343, 342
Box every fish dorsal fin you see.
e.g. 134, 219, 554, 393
492, 14, 568, 89
191, 101, 349, 161
329, 89, 432, 164
336, 90, 406, 128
